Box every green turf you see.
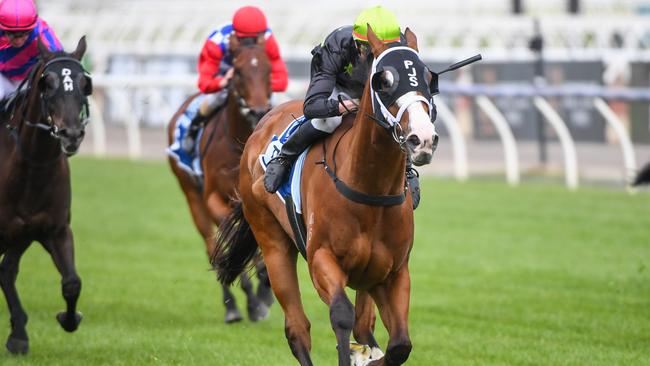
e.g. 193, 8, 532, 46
1, 157, 648, 365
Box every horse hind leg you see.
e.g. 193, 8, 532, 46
353, 290, 380, 348
368, 268, 413, 366
0, 243, 31, 354
221, 283, 243, 323
239, 271, 269, 322
42, 226, 83, 333
255, 259, 274, 307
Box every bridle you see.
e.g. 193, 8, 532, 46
21, 56, 91, 139
339, 46, 435, 151
319, 46, 435, 206
228, 41, 271, 128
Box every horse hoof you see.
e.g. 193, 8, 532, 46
256, 285, 275, 308
6, 336, 29, 355
247, 302, 269, 322
224, 309, 243, 324
57, 311, 83, 332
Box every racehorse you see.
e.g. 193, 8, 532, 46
213, 26, 439, 365
0, 36, 92, 354
167, 35, 273, 323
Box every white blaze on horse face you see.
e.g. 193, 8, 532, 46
62, 68, 74, 92
251, 57, 258, 67
397, 91, 437, 165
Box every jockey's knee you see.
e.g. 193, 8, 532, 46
310, 116, 342, 133
199, 90, 228, 116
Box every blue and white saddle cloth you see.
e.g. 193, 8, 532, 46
259, 115, 310, 214
166, 95, 205, 177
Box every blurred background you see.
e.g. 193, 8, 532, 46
39, 0, 650, 188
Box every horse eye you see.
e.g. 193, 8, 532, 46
381, 71, 394, 89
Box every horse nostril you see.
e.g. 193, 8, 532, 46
407, 134, 421, 148
432, 134, 439, 151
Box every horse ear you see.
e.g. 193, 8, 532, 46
37, 37, 53, 59
256, 32, 266, 47
72, 36, 87, 60
229, 34, 240, 54
404, 27, 418, 52
366, 24, 385, 57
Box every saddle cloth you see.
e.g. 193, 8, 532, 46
259, 115, 310, 214
166, 95, 205, 178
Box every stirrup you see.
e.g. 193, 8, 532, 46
264, 156, 292, 193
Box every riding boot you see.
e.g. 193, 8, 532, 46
406, 158, 421, 210
181, 112, 208, 153
181, 90, 229, 154
264, 121, 330, 193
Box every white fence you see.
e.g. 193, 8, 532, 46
85, 74, 647, 189
38, 1, 650, 189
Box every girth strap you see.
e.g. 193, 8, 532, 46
319, 159, 406, 206
318, 132, 406, 207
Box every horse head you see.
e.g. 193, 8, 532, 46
35, 36, 92, 156
366, 26, 438, 166
228, 34, 272, 127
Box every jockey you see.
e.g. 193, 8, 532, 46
0, 0, 62, 121
264, 6, 435, 209
182, 5, 289, 153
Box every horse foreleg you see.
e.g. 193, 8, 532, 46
311, 249, 354, 366
0, 242, 30, 354
239, 271, 268, 321
368, 267, 412, 366
353, 290, 379, 348
255, 259, 274, 307
41, 226, 83, 333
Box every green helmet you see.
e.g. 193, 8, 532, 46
352, 6, 400, 44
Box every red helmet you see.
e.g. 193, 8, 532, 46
0, 0, 37, 32
232, 6, 267, 38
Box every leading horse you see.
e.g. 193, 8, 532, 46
167, 35, 273, 323
0, 36, 92, 354
213, 27, 437, 365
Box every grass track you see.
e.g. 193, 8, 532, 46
1, 157, 648, 365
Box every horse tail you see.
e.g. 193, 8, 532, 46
633, 161, 650, 186
211, 200, 259, 285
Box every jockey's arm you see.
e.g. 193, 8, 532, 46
303, 49, 343, 120
38, 19, 63, 52
197, 40, 227, 94
265, 34, 288, 92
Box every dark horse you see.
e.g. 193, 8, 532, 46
167, 35, 273, 323
0, 36, 92, 354
213, 27, 438, 365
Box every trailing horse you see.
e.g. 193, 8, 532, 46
0, 36, 92, 354
213, 26, 469, 365
167, 35, 273, 323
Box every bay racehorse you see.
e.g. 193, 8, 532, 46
0, 36, 92, 354
167, 35, 273, 323
213, 26, 440, 365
